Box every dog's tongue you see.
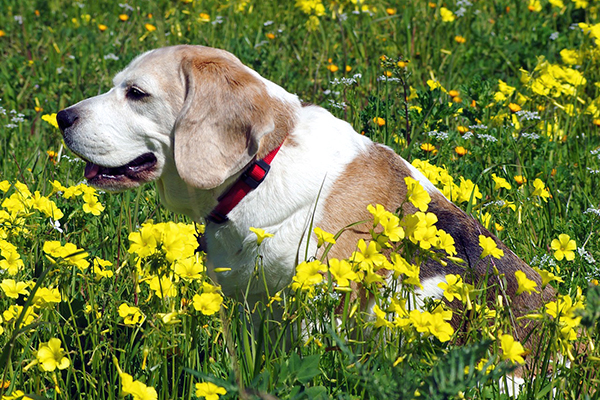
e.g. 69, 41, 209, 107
84, 162, 100, 179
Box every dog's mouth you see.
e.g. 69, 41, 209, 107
84, 152, 158, 184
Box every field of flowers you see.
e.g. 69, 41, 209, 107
1, 0, 600, 399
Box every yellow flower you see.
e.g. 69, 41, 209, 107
491, 173, 512, 191
479, 212, 491, 229
454, 146, 468, 156
0, 279, 30, 298
528, 0, 542, 12
32, 287, 62, 306
82, 192, 105, 215
327, 64, 339, 72
314, 227, 336, 247
305, 15, 320, 31
351, 239, 387, 270
420, 143, 436, 152
438, 274, 463, 302
457, 125, 469, 134
440, 7, 455, 22
435, 229, 457, 256
3, 305, 37, 327
195, 382, 227, 400
508, 103, 521, 113
499, 334, 526, 364
266, 32, 275, 40
174, 256, 204, 280
37, 338, 70, 372
367, 204, 388, 227
98, 24, 108, 31
373, 117, 385, 126
372, 304, 392, 328
31, 191, 64, 220
93, 258, 114, 280
426, 79, 443, 91
62, 183, 86, 199
198, 13, 211, 22
145, 23, 156, 32
515, 271, 539, 295
192, 292, 223, 315
454, 35, 466, 44
403, 212, 438, 250
0, 30, 5, 37
1, 391, 34, 400
328, 258, 357, 287
408, 309, 430, 334
560, 49, 581, 65
0, 248, 24, 275
147, 275, 178, 299
0, 180, 10, 192
249, 227, 274, 245
380, 213, 405, 243
531, 178, 550, 202
478, 235, 504, 259
296, 0, 325, 16
42, 241, 89, 270
427, 311, 454, 342
118, 303, 144, 325
404, 176, 431, 212
533, 267, 564, 287
41, 113, 58, 129
456, 177, 482, 205
119, 14, 129, 21
291, 260, 327, 291
128, 224, 158, 258
120, 372, 158, 400
513, 175, 527, 185
551, 234, 577, 261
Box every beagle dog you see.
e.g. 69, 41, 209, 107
56, 45, 553, 321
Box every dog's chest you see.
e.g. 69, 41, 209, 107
203, 214, 317, 302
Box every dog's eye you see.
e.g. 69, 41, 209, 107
126, 86, 148, 100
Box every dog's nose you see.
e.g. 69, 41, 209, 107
56, 108, 79, 132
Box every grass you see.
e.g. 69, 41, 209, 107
1, 0, 600, 399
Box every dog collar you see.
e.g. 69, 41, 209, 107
207, 141, 284, 224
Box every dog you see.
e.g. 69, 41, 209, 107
56, 45, 553, 329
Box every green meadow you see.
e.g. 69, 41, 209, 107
1, 0, 600, 398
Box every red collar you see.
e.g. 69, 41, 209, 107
207, 141, 285, 224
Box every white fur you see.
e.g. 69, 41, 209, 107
417, 275, 446, 303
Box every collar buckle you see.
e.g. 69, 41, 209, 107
241, 159, 271, 189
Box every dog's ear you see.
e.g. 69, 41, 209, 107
174, 54, 276, 189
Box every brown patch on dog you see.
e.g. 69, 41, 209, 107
174, 46, 295, 189
319, 143, 415, 260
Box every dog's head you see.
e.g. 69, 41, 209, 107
57, 45, 297, 202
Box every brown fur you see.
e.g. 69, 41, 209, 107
320, 143, 555, 343
320, 143, 415, 259
174, 47, 294, 189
